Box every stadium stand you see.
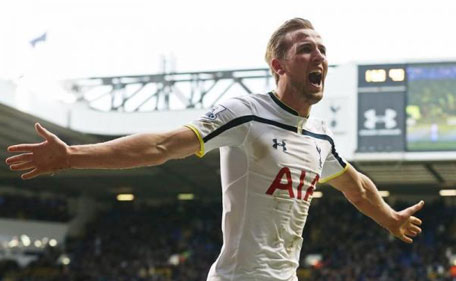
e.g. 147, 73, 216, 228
0, 197, 454, 281
0, 194, 71, 222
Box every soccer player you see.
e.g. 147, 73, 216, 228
6, 18, 423, 281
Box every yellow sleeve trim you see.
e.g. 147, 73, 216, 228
184, 124, 205, 158
318, 163, 350, 184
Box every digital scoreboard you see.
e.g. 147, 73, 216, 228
357, 62, 456, 152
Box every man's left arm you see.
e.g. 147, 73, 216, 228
327, 165, 424, 244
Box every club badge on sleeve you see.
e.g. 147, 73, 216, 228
204, 105, 227, 120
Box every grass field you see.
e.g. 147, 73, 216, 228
407, 122, 456, 151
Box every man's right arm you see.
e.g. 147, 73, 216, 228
6, 123, 200, 180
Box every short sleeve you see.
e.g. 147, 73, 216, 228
319, 128, 349, 183
185, 97, 252, 157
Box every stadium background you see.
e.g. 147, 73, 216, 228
0, 1, 456, 280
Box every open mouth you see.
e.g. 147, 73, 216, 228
308, 71, 322, 86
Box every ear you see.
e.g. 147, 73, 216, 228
271, 58, 285, 76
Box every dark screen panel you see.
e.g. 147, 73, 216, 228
358, 64, 407, 88
358, 91, 406, 152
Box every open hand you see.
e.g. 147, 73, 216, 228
388, 200, 424, 243
5, 123, 70, 180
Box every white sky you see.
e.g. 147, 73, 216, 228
0, 0, 455, 81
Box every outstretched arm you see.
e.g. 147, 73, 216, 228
327, 165, 424, 244
6, 123, 200, 180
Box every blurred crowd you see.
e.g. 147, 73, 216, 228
299, 199, 456, 281
0, 195, 455, 281
0, 194, 71, 222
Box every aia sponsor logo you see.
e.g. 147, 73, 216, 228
266, 167, 319, 201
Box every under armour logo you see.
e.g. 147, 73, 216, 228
364, 109, 397, 129
315, 144, 322, 168
272, 139, 287, 152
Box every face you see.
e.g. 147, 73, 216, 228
275, 29, 328, 104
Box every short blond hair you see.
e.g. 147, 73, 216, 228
265, 18, 314, 84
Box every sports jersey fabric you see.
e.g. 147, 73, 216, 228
186, 92, 348, 281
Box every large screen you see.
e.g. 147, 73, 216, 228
406, 64, 456, 151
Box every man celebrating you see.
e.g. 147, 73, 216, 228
6, 18, 423, 281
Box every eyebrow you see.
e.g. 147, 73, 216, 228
296, 42, 326, 49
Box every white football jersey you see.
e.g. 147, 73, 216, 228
186, 92, 348, 281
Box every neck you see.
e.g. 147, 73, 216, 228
274, 84, 312, 117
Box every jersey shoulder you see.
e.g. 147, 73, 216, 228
305, 117, 334, 137
216, 94, 257, 116
237, 92, 284, 118
217, 93, 272, 116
